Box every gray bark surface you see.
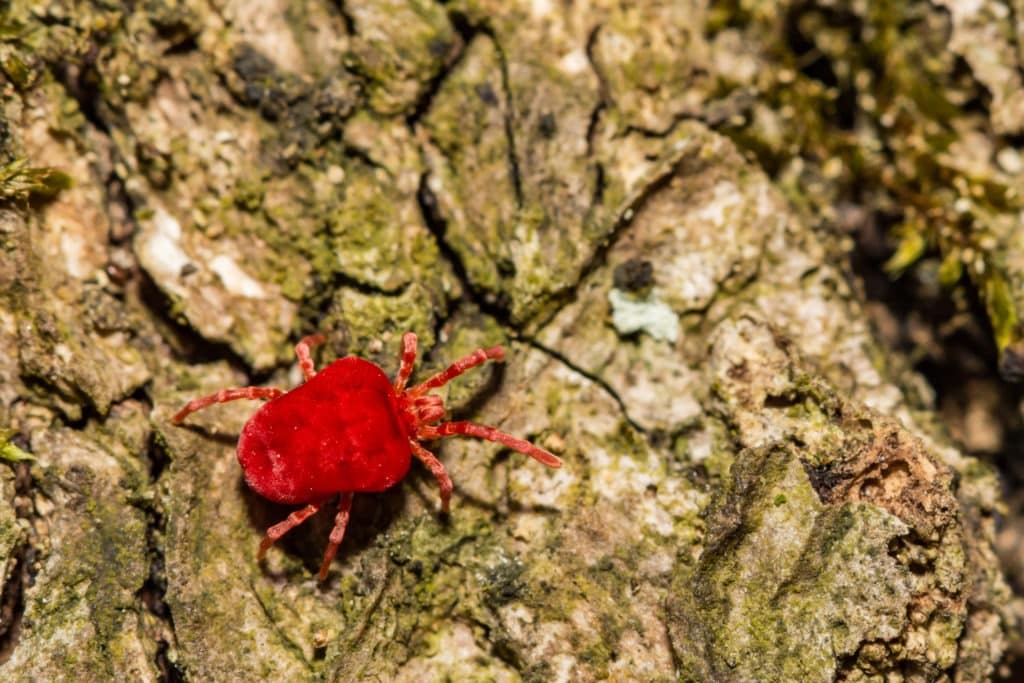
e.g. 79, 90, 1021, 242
0, 1, 1018, 681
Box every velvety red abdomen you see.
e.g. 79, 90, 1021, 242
237, 357, 412, 504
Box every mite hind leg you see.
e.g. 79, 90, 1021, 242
317, 494, 354, 581
172, 387, 284, 424
257, 502, 322, 559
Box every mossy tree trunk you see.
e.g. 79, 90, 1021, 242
0, 1, 1018, 681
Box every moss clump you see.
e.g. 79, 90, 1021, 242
0, 428, 32, 462
705, 1, 1024, 376
0, 159, 71, 201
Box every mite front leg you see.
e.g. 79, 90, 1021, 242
423, 421, 562, 468
295, 333, 327, 382
317, 493, 354, 581
411, 441, 453, 513
172, 387, 284, 424
393, 332, 419, 393
408, 345, 505, 396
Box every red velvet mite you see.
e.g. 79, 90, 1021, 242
172, 332, 562, 580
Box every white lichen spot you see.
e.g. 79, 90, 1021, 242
638, 550, 675, 577
510, 513, 547, 542
946, 0, 985, 18
549, 362, 589, 388
608, 288, 679, 343
135, 208, 191, 296
499, 604, 536, 642
529, 0, 554, 18
558, 49, 590, 76
509, 460, 574, 508
687, 428, 713, 462
551, 654, 576, 683
209, 255, 267, 299
666, 252, 719, 306
397, 622, 517, 681
996, 147, 1023, 174
693, 181, 742, 226
641, 495, 676, 536
326, 165, 346, 184
618, 360, 702, 432
622, 162, 651, 193
53, 343, 73, 364
60, 231, 90, 279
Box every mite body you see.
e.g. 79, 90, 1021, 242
173, 332, 561, 580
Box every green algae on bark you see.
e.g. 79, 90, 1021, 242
0, 92, 150, 419
0, 422, 156, 681
669, 444, 914, 682
345, 0, 458, 116
529, 116, 1013, 678
0, 465, 25, 645
421, 5, 608, 327
0, 429, 32, 463
669, 319, 963, 680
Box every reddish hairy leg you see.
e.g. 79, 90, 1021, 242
410, 441, 453, 513
421, 421, 562, 468
295, 333, 327, 381
394, 332, 419, 393
257, 502, 321, 559
172, 387, 284, 424
257, 495, 354, 581
400, 337, 562, 469
317, 493, 354, 581
408, 344, 506, 397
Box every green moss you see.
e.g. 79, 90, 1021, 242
0, 158, 71, 201
981, 270, 1021, 353
0, 429, 33, 462
708, 0, 1024, 361
884, 220, 928, 276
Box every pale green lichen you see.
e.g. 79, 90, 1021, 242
607, 288, 680, 343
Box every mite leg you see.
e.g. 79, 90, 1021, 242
295, 333, 327, 381
393, 332, 419, 393
410, 441, 453, 513
408, 345, 505, 396
257, 502, 321, 560
172, 387, 284, 424
423, 421, 562, 468
317, 493, 354, 581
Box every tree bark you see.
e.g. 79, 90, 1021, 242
0, 0, 1017, 681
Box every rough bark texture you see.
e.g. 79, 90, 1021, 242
0, 1, 1019, 681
